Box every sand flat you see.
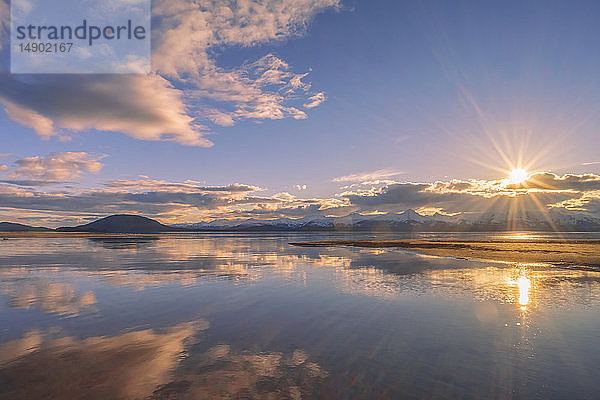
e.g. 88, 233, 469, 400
290, 239, 600, 268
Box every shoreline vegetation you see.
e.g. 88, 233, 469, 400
290, 239, 600, 269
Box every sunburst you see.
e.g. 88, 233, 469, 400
508, 168, 528, 185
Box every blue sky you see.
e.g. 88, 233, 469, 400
1, 0, 600, 226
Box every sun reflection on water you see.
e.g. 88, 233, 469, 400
506, 271, 532, 310
518, 275, 531, 309
503, 232, 537, 240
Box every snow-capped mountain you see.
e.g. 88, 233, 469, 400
173, 209, 600, 232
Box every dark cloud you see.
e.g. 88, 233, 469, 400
343, 180, 589, 215
345, 183, 455, 207
514, 172, 600, 191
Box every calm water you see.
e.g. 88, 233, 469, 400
1, 232, 599, 399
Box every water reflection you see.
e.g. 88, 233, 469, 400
1, 233, 600, 398
86, 236, 159, 250
0, 320, 327, 400
518, 274, 531, 309
0, 269, 96, 316
2, 235, 600, 312
0, 321, 203, 399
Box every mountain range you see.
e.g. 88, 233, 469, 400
2, 210, 600, 233
176, 209, 600, 232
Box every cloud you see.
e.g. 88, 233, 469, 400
3, 170, 600, 227
0, 174, 347, 226
333, 168, 405, 182
106, 179, 260, 193
582, 161, 600, 166
510, 172, 600, 192
342, 173, 600, 216
0, 74, 211, 146
151, 0, 338, 76
3, 152, 105, 184
0, 0, 7, 52
0, 0, 338, 145
303, 92, 327, 108
0, 98, 55, 139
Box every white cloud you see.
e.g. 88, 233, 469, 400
1, 99, 55, 139
303, 92, 326, 108
333, 168, 405, 182
150, 0, 339, 125
6, 152, 106, 183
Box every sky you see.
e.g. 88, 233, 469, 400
1, 0, 600, 227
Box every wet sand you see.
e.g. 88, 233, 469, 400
290, 239, 600, 269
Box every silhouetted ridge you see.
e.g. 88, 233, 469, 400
0, 222, 52, 232
57, 214, 180, 233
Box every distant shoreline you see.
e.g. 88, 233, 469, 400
290, 239, 600, 269
3, 231, 600, 270
0, 232, 184, 238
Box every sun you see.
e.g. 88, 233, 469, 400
508, 168, 528, 184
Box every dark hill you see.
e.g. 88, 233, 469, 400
57, 214, 181, 233
0, 222, 53, 232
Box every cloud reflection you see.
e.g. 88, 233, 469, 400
0, 270, 96, 316
0, 322, 204, 399
3, 235, 600, 314
0, 320, 327, 400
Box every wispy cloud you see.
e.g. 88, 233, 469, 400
303, 92, 327, 108
106, 179, 260, 194
333, 168, 405, 182
582, 161, 600, 166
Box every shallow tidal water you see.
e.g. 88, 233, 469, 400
1, 232, 599, 399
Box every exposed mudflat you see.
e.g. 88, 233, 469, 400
290, 239, 600, 269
